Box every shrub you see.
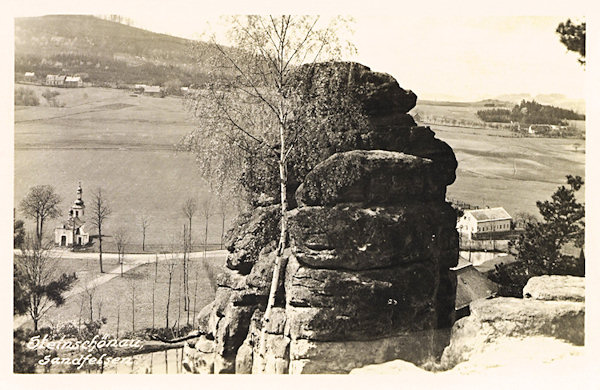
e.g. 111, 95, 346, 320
15, 87, 40, 106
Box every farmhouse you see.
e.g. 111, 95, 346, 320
457, 207, 512, 240
65, 76, 83, 88
144, 85, 162, 97
24, 72, 36, 81
46, 74, 66, 86
528, 124, 568, 136
54, 183, 90, 247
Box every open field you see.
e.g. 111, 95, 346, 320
412, 100, 586, 135
431, 124, 585, 216
23, 252, 227, 334
15, 84, 234, 250
15, 85, 586, 248
413, 100, 513, 125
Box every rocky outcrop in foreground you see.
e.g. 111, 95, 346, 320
182, 62, 458, 374
350, 275, 585, 375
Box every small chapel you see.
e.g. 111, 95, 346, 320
54, 183, 90, 247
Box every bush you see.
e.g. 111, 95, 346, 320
41, 90, 64, 107
41, 90, 60, 100
15, 87, 40, 106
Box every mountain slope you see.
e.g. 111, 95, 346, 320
15, 15, 208, 86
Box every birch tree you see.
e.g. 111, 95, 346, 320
180, 15, 355, 362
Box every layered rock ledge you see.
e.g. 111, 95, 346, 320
182, 62, 459, 374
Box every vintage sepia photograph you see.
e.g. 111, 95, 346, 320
5, 1, 594, 384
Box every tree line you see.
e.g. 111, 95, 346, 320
477, 100, 585, 125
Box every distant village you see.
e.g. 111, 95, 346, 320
19, 71, 190, 97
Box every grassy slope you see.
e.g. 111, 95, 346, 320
15, 15, 194, 62
15, 85, 232, 250
15, 15, 208, 86
431, 124, 585, 216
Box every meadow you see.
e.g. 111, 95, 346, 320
25, 252, 227, 334
430, 123, 585, 216
14, 85, 586, 343
15, 85, 233, 251
14, 85, 586, 250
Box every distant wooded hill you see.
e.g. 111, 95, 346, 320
477, 100, 585, 125
15, 15, 212, 86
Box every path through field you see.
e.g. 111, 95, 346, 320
13, 249, 228, 330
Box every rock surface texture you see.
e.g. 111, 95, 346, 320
183, 61, 458, 374
349, 275, 585, 376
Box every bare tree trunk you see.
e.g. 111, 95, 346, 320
183, 225, 189, 312
116, 305, 120, 338
97, 300, 103, 320
89, 294, 93, 322
131, 284, 136, 333
204, 215, 209, 260
192, 268, 198, 328
35, 213, 40, 243
78, 295, 84, 333
98, 224, 104, 273
166, 268, 173, 328
220, 211, 225, 250
152, 254, 157, 330
177, 270, 182, 332
164, 350, 168, 374
38, 216, 44, 243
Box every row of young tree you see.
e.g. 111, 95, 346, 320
14, 183, 226, 328
14, 190, 225, 372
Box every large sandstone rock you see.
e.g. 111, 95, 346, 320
295, 150, 446, 207
350, 336, 585, 377
288, 203, 457, 270
523, 275, 585, 302
441, 297, 584, 369
223, 205, 280, 274
285, 62, 456, 200
284, 255, 437, 341
289, 330, 437, 374
183, 61, 459, 374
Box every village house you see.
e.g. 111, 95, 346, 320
143, 85, 162, 97
24, 72, 36, 82
45, 74, 66, 86
65, 76, 83, 88
133, 84, 147, 94
456, 207, 512, 240
54, 183, 90, 247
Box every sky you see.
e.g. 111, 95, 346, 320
95, 14, 587, 102
6, 2, 587, 102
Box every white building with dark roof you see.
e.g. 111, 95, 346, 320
54, 183, 90, 247
46, 74, 66, 86
65, 76, 83, 87
457, 207, 512, 240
